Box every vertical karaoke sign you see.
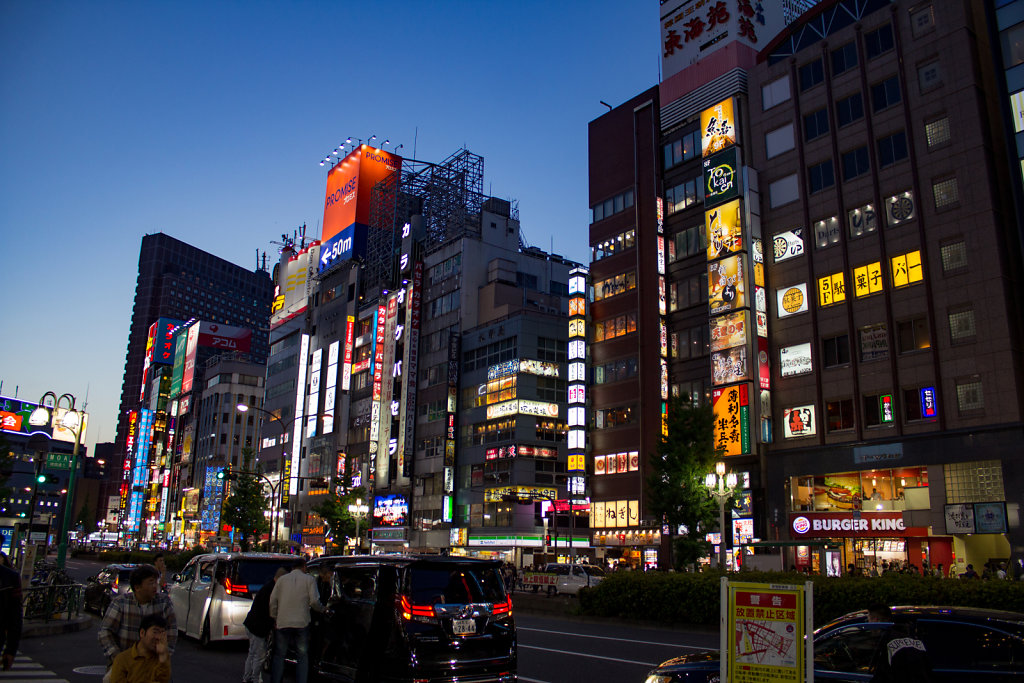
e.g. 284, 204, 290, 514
567, 268, 588, 497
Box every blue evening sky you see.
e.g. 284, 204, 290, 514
0, 1, 658, 455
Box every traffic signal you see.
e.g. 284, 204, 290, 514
227, 468, 238, 481
216, 469, 226, 481
544, 533, 552, 548
36, 473, 46, 484
35, 474, 58, 484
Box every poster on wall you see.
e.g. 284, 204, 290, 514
783, 405, 815, 438
944, 504, 974, 534
710, 311, 748, 352
708, 255, 746, 315
776, 283, 809, 318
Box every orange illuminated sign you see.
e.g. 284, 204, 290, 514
321, 145, 402, 244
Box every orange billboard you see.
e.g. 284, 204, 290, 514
320, 145, 402, 271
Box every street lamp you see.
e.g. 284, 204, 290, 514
236, 403, 287, 549
347, 498, 369, 554
705, 461, 738, 571
28, 392, 84, 569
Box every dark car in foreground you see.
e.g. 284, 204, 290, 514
644, 606, 1024, 682
307, 554, 516, 683
83, 563, 138, 614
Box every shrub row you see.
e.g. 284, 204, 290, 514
70, 547, 208, 572
576, 570, 1024, 627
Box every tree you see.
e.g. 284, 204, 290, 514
74, 502, 92, 532
312, 487, 367, 554
221, 449, 269, 551
646, 396, 725, 568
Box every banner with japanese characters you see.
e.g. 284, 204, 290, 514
712, 384, 750, 457
722, 579, 813, 683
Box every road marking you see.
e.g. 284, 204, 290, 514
516, 677, 552, 683
519, 626, 712, 649
518, 643, 657, 666
0, 654, 70, 682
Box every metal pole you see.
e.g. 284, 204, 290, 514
56, 418, 82, 569
718, 480, 727, 570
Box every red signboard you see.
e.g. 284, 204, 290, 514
321, 145, 403, 244
790, 511, 928, 538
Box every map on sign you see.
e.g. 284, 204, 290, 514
735, 618, 797, 667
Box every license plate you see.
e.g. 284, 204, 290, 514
452, 618, 476, 635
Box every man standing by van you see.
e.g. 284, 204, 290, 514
269, 558, 322, 683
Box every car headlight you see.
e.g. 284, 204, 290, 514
644, 676, 674, 683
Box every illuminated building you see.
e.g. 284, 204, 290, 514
589, 0, 1024, 571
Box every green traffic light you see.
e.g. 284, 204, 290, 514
217, 470, 225, 480
37, 474, 46, 484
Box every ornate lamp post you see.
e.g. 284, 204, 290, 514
28, 392, 84, 569
347, 498, 369, 554
236, 403, 287, 549
705, 461, 738, 570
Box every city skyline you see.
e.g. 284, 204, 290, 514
0, 1, 658, 457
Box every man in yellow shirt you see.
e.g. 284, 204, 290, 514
109, 614, 171, 683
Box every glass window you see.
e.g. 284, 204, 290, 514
918, 60, 943, 92
948, 307, 976, 343
897, 317, 931, 353
1000, 21, 1024, 68
940, 239, 968, 273
842, 147, 870, 180
808, 160, 836, 194
863, 394, 895, 428
799, 59, 825, 91
762, 75, 792, 110
769, 174, 800, 208
836, 93, 864, 127
917, 620, 1024, 671
933, 177, 959, 208
865, 24, 895, 59
814, 217, 840, 249
823, 335, 851, 368
848, 203, 878, 239
956, 376, 984, 412
871, 77, 902, 112
826, 399, 855, 431
765, 124, 795, 159
877, 131, 908, 168
831, 42, 859, 75
925, 116, 951, 147
910, 5, 935, 38
804, 109, 830, 141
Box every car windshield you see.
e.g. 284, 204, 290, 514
409, 564, 506, 605
118, 570, 133, 583
581, 566, 605, 577
234, 559, 300, 589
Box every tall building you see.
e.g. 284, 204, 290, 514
589, 0, 1024, 572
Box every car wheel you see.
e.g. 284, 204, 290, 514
199, 617, 211, 648
546, 585, 557, 597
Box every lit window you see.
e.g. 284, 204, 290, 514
925, 116, 951, 147
890, 250, 924, 288
933, 177, 959, 208
817, 272, 846, 307
956, 376, 984, 412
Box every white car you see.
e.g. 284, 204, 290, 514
168, 552, 302, 645
537, 563, 606, 595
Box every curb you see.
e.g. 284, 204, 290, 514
23, 614, 94, 638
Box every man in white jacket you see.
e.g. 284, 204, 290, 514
269, 558, 323, 683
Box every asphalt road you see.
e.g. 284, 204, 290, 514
16, 557, 719, 683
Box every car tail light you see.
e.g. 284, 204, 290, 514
224, 578, 250, 597
399, 595, 436, 621
492, 598, 512, 616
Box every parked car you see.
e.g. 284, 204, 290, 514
643, 606, 1024, 682
168, 552, 302, 646
522, 563, 606, 595
306, 554, 517, 682
83, 563, 138, 615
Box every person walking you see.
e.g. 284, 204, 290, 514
98, 565, 177, 671
152, 554, 168, 592
0, 552, 22, 671
269, 558, 322, 683
108, 613, 171, 683
242, 567, 286, 683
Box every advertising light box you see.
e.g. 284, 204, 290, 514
776, 283, 808, 318
700, 98, 737, 157
708, 255, 746, 315
712, 346, 749, 386
779, 343, 812, 377
702, 147, 740, 208
710, 311, 748, 352
783, 405, 816, 438
373, 494, 408, 527
712, 384, 750, 457
772, 228, 804, 262
705, 199, 744, 261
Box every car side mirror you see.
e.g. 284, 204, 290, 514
172, 574, 181, 583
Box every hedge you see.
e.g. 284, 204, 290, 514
576, 570, 1024, 627
70, 547, 208, 572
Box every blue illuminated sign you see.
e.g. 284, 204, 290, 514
319, 224, 367, 272
920, 387, 937, 418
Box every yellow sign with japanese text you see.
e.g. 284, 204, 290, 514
891, 250, 923, 288
817, 272, 846, 307
723, 580, 812, 683
701, 98, 737, 157
853, 262, 884, 297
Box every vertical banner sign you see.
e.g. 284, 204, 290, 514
443, 333, 461, 523
342, 316, 355, 391
722, 579, 812, 683
567, 268, 588, 496
368, 303, 387, 488
402, 262, 423, 478
712, 384, 750, 457
119, 410, 138, 536
377, 293, 401, 485
307, 348, 323, 438
290, 333, 310, 497
323, 341, 339, 434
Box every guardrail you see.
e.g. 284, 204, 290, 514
22, 583, 85, 621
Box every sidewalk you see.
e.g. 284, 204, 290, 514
22, 614, 93, 638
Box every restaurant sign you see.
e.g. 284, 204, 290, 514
790, 511, 927, 538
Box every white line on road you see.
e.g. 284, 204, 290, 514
516, 677, 552, 683
519, 626, 712, 649
518, 643, 657, 666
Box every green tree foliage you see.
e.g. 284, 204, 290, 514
646, 396, 723, 568
312, 487, 367, 553
221, 450, 269, 551
74, 502, 92, 531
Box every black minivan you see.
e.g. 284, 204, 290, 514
308, 555, 516, 683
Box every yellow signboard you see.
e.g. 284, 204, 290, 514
723, 580, 812, 683
817, 272, 846, 307
853, 262, 884, 297
891, 250, 923, 288
484, 486, 556, 503
568, 453, 586, 472
701, 98, 737, 157
706, 199, 744, 260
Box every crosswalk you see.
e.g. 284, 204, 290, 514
0, 655, 69, 682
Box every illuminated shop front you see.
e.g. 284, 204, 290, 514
787, 466, 948, 574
